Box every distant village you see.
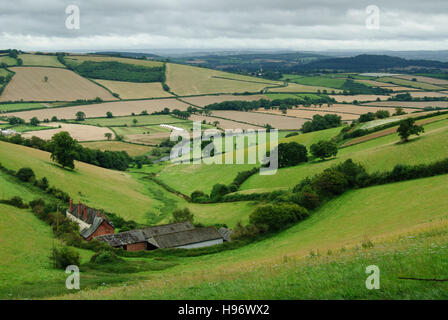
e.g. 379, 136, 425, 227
66, 199, 230, 251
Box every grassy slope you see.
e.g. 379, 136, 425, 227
0, 102, 48, 112
61, 174, 448, 299
241, 118, 448, 192
79, 141, 154, 157
0, 204, 63, 288
18, 54, 65, 68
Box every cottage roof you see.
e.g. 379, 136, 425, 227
68, 203, 102, 225
149, 226, 223, 248
218, 227, 233, 242
80, 216, 113, 239
96, 229, 146, 246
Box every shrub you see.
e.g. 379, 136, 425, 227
277, 142, 308, 168
90, 250, 121, 265
249, 203, 309, 232
171, 208, 194, 223
0, 196, 28, 209
16, 167, 35, 182
310, 140, 338, 160
312, 169, 348, 197
52, 246, 80, 269
210, 183, 229, 200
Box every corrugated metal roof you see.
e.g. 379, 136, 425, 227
96, 230, 146, 246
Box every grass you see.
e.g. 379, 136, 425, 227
60, 174, 448, 299
18, 54, 65, 68
82, 114, 189, 127
377, 77, 444, 90
0, 102, 49, 112
287, 76, 347, 89
0, 123, 54, 132
93, 80, 173, 99
0, 56, 17, 66
241, 118, 448, 192
80, 141, 154, 157
0, 141, 153, 222
64, 55, 164, 68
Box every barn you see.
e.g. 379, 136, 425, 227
96, 221, 225, 251
66, 199, 115, 240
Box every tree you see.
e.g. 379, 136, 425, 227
75, 111, 86, 121
375, 110, 390, 119
132, 118, 138, 126
30, 117, 40, 126
310, 140, 338, 160
104, 132, 112, 140
397, 118, 424, 142
171, 208, 194, 223
393, 107, 406, 116
49, 131, 78, 169
16, 167, 35, 182
106, 111, 113, 118
277, 142, 308, 168
43, 76, 48, 82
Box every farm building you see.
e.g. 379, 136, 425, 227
97, 221, 225, 251
66, 199, 115, 240
0, 129, 18, 136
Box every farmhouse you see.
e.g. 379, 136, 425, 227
66, 199, 115, 240
0, 129, 18, 136
96, 221, 225, 251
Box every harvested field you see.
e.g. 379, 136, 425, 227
269, 82, 342, 93
318, 103, 420, 114
255, 108, 358, 121
179, 94, 269, 107
64, 55, 164, 67
22, 122, 114, 141
80, 141, 153, 156
18, 54, 65, 68
166, 63, 280, 96
380, 86, 421, 92
189, 114, 263, 130
364, 101, 448, 108
392, 75, 448, 86
3, 98, 190, 121
82, 114, 187, 127
93, 80, 173, 99
392, 91, 448, 98
354, 79, 398, 87
0, 67, 117, 102
211, 110, 306, 130
329, 94, 392, 103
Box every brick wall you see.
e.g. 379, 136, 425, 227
126, 242, 147, 251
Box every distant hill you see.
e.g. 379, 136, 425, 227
94, 51, 162, 60
292, 54, 448, 72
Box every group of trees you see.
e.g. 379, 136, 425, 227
358, 109, 391, 123
302, 114, 342, 133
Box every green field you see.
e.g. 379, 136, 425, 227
82, 115, 190, 127
0, 102, 49, 112
286, 76, 347, 89
61, 174, 448, 299
80, 141, 154, 157
0, 123, 54, 132
0, 56, 17, 66
18, 54, 65, 68
241, 118, 448, 192
377, 77, 444, 90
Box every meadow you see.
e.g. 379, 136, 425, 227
18, 54, 66, 68
377, 77, 444, 90
64, 55, 164, 68
93, 80, 173, 99
81, 114, 189, 127
80, 141, 153, 157
0, 102, 50, 112
0, 55, 17, 66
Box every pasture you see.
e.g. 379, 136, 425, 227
93, 80, 173, 99
269, 82, 342, 93
0, 56, 17, 66
18, 54, 65, 68
392, 74, 448, 86
0, 102, 49, 113
64, 55, 164, 68
189, 114, 263, 130
0, 67, 117, 102
377, 77, 444, 90
80, 141, 153, 156
165, 63, 280, 96
3, 98, 190, 121
286, 76, 346, 89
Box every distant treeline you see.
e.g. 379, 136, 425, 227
204, 96, 335, 112
340, 79, 392, 95
67, 60, 165, 83
389, 92, 448, 102
0, 134, 132, 171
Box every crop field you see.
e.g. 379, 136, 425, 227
0, 67, 117, 102
329, 94, 392, 103
392, 74, 448, 86
81, 114, 188, 127
178, 94, 269, 107
364, 100, 448, 108
0, 141, 153, 222
64, 55, 164, 67
18, 54, 65, 68
93, 80, 173, 99
211, 110, 307, 130
80, 141, 153, 156
165, 63, 280, 96
189, 114, 263, 130
3, 98, 190, 121
22, 123, 114, 142
396, 91, 448, 98
62, 174, 448, 299
269, 82, 342, 93
241, 118, 448, 192
377, 77, 445, 90
321, 103, 420, 114
256, 108, 357, 121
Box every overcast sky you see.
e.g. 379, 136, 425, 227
1, 0, 447, 52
